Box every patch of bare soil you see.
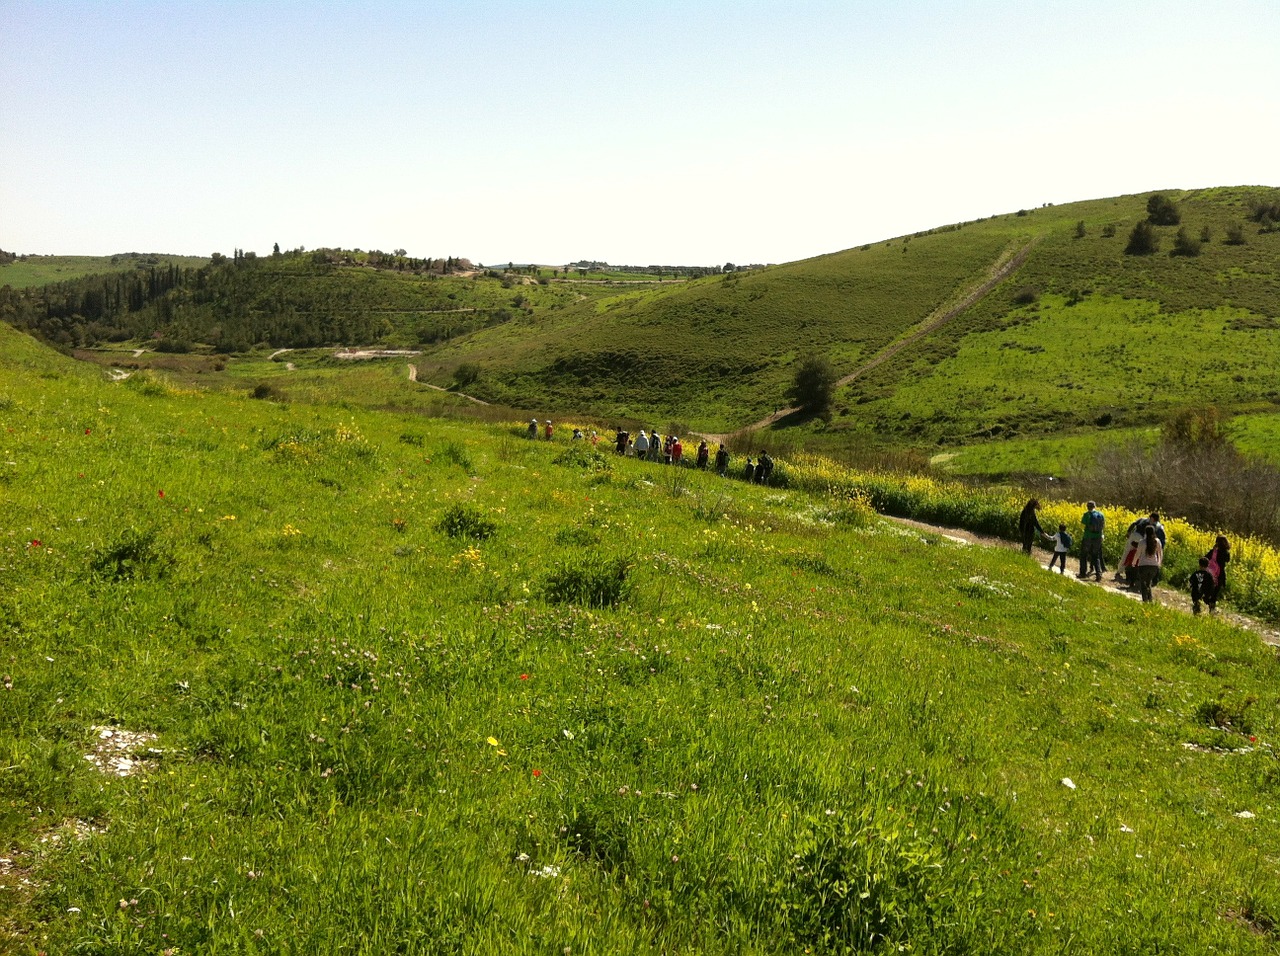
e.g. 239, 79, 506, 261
84, 725, 163, 777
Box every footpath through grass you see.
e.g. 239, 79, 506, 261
3, 325, 1280, 953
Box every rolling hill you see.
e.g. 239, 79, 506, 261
4, 322, 1280, 953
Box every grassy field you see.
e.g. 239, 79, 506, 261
0, 253, 210, 289
4, 323, 1280, 953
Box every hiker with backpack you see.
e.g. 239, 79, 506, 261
1078, 501, 1105, 581
714, 443, 730, 477
1048, 523, 1072, 574
1204, 535, 1231, 613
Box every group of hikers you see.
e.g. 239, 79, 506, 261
1020, 498, 1231, 612
526, 419, 776, 484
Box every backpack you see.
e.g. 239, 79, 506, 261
1060, 531, 1073, 550
1086, 510, 1104, 534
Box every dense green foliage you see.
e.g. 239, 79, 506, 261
4, 324, 1280, 953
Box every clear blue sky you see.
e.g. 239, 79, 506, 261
3, 0, 1277, 266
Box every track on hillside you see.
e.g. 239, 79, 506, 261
704, 237, 1039, 444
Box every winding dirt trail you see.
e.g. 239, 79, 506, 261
891, 515, 1280, 648
701, 238, 1039, 445
406, 363, 490, 405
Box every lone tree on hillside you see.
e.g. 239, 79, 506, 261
1171, 227, 1202, 257
1146, 194, 1181, 226
788, 354, 838, 420
1125, 220, 1160, 256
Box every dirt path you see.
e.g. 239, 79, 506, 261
406, 363, 490, 405
700, 238, 1038, 445
891, 515, 1280, 647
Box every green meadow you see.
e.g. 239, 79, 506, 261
0, 254, 210, 289
4, 323, 1280, 953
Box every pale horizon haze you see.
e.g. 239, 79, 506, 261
3, 0, 1278, 267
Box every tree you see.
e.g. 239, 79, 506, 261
1074, 220, 1086, 238
1125, 221, 1159, 255
1146, 194, 1181, 226
788, 354, 838, 420
1224, 222, 1246, 245
272, 242, 281, 256
1171, 227, 1201, 257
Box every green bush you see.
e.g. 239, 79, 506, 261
543, 554, 633, 607
436, 504, 497, 540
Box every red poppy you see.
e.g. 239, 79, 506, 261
520, 673, 529, 681
29, 539, 42, 548
531, 769, 542, 777
158, 490, 165, 498
85, 428, 91, 435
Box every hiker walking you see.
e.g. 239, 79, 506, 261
1204, 535, 1231, 612
544, 420, 554, 441
527, 418, 539, 439
1018, 498, 1048, 556
1135, 525, 1163, 602
755, 451, 773, 484
1048, 523, 1072, 574
1078, 501, 1105, 581
696, 440, 709, 470
714, 443, 730, 477
1189, 557, 1214, 614
634, 429, 649, 460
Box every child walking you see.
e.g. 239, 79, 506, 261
1189, 557, 1214, 615
1048, 523, 1072, 574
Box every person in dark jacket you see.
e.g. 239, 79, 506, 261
714, 443, 730, 477
1018, 499, 1048, 556
1189, 557, 1214, 615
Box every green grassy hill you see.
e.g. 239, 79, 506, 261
426, 187, 1280, 439
5, 186, 1278, 458
0, 252, 210, 288
4, 323, 1280, 953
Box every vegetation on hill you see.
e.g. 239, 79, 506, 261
0, 251, 210, 289
5, 188, 1278, 449
4, 323, 1280, 953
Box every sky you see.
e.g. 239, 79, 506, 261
3, 0, 1278, 267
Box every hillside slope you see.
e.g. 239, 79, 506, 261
3, 324, 1280, 953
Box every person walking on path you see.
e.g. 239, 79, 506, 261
1189, 557, 1214, 614
1048, 523, 1072, 574
1205, 535, 1231, 613
634, 429, 649, 460
696, 440, 709, 470
714, 443, 730, 477
1135, 525, 1164, 602
1078, 501, 1106, 581
544, 420, 554, 441
1019, 499, 1048, 556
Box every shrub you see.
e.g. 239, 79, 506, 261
543, 554, 633, 608
788, 354, 838, 421
553, 444, 611, 473
90, 528, 172, 581
1224, 222, 1247, 245
251, 382, 286, 401
1101, 223, 1117, 238
436, 504, 497, 540
1193, 694, 1256, 734
1125, 221, 1160, 256
1170, 227, 1202, 257
1146, 193, 1181, 226
1012, 285, 1039, 305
